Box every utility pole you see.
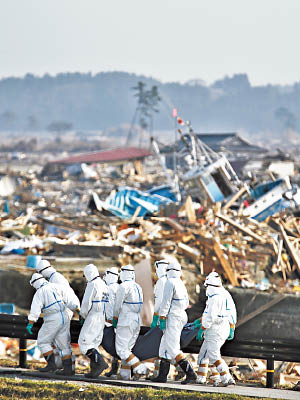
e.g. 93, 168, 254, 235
126, 82, 161, 147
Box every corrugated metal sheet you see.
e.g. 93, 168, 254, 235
50, 147, 152, 165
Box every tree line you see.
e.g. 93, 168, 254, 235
0, 71, 298, 137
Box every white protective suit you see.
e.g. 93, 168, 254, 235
197, 272, 237, 385
151, 260, 168, 377
153, 260, 168, 318
158, 263, 189, 363
78, 264, 108, 355
28, 273, 79, 357
37, 259, 80, 319
103, 267, 119, 324
113, 264, 147, 379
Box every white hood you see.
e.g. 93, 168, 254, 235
120, 264, 135, 282
37, 259, 55, 278
41, 265, 56, 279
30, 273, 47, 290
167, 269, 181, 279
104, 267, 119, 285
84, 264, 99, 282
155, 260, 168, 279
204, 271, 222, 287
166, 262, 181, 279
204, 271, 222, 297
206, 284, 222, 297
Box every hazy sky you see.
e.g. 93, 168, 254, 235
1, 0, 300, 86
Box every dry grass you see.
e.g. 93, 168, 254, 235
0, 377, 271, 400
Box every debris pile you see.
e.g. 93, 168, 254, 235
0, 170, 300, 295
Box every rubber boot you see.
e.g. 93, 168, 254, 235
179, 358, 197, 385
85, 348, 108, 378
175, 364, 185, 381
39, 353, 58, 373
294, 381, 300, 391
56, 358, 74, 376
146, 358, 160, 380
151, 358, 170, 383
105, 357, 119, 377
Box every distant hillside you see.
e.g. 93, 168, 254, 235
0, 71, 299, 137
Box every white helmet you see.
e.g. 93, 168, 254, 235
104, 267, 119, 285
204, 272, 222, 288
120, 264, 135, 282
155, 260, 168, 279
84, 264, 99, 282
37, 259, 56, 279
29, 272, 47, 290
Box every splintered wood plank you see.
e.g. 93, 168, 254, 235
216, 213, 266, 244
223, 185, 248, 210
213, 240, 239, 286
185, 195, 196, 224
280, 223, 300, 274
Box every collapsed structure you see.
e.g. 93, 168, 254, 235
1, 124, 300, 386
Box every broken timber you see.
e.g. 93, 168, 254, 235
213, 239, 239, 286
216, 213, 266, 244
192, 233, 238, 286
279, 223, 300, 274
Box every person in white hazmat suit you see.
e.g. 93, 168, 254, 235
112, 264, 148, 380
26, 273, 80, 375
37, 259, 79, 320
78, 264, 109, 378
37, 259, 80, 370
149, 260, 168, 378
103, 266, 120, 377
152, 262, 197, 384
150, 260, 168, 329
194, 271, 236, 386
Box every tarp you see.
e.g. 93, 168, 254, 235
104, 186, 176, 219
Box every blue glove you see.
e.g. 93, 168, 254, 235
150, 314, 159, 329
192, 318, 201, 329
26, 323, 33, 335
228, 326, 235, 341
196, 326, 205, 341
79, 316, 85, 326
159, 317, 166, 331
112, 318, 118, 328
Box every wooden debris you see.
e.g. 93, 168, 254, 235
223, 185, 248, 210
178, 242, 201, 262
185, 195, 196, 224
213, 240, 239, 286
279, 223, 300, 274
216, 213, 266, 244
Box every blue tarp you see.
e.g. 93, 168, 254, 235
148, 185, 177, 202
104, 186, 176, 219
0, 303, 15, 314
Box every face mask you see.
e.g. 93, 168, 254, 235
30, 275, 46, 290
166, 268, 181, 279
104, 271, 118, 285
